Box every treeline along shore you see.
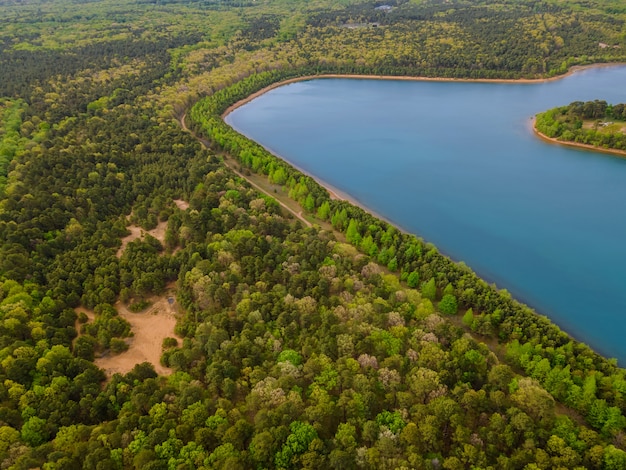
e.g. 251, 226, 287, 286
188, 65, 626, 452
6, 0, 626, 462
534, 99, 626, 156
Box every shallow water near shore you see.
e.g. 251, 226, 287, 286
226, 66, 626, 364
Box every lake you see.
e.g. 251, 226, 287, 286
225, 65, 626, 364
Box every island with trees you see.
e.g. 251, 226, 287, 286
2, 0, 626, 467
534, 100, 626, 155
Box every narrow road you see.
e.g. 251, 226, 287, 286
179, 114, 312, 227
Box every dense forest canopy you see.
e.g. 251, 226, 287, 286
1, 0, 626, 468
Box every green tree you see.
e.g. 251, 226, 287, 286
462, 308, 474, 327
317, 201, 331, 220
406, 271, 419, 288
439, 294, 458, 315
275, 421, 318, 469
421, 278, 437, 300
21, 417, 49, 446
346, 219, 361, 246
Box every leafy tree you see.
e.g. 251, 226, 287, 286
406, 271, 419, 288
421, 278, 437, 300
275, 421, 318, 469
439, 294, 458, 315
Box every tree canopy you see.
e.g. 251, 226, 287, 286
1, 0, 626, 467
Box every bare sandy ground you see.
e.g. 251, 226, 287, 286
116, 221, 167, 258
174, 199, 189, 210
77, 292, 182, 377
116, 199, 187, 257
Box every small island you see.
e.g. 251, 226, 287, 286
534, 100, 626, 155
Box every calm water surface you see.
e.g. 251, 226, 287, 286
226, 66, 626, 364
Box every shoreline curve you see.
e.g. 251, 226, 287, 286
202, 64, 626, 361
531, 117, 626, 159
226, 133, 412, 236
219, 62, 626, 233
220, 62, 626, 250
221, 63, 626, 119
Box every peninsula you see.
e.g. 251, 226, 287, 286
534, 100, 626, 157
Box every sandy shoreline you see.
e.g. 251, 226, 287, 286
234, 136, 411, 234
204, 63, 626, 362
531, 117, 626, 158
219, 62, 626, 233
220, 63, 626, 119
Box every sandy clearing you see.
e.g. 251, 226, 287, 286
174, 199, 189, 210
93, 293, 182, 377
75, 290, 182, 377
116, 220, 167, 258
75, 307, 95, 323
116, 200, 188, 257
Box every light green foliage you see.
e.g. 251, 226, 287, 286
375, 410, 406, 434
1, 0, 626, 467
360, 234, 378, 256
535, 100, 626, 150
275, 421, 318, 469
368, 329, 402, 356
270, 166, 288, 185
0, 99, 29, 192
604, 445, 626, 470
462, 308, 474, 326
304, 193, 315, 212
0, 426, 20, 454
317, 201, 331, 220
278, 349, 303, 366
346, 219, 361, 245
206, 409, 229, 433
439, 294, 458, 315
331, 209, 348, 230
206, 442, 241, 467
406, 271, 420, 288
421, 278, 437, 300
21, 416, 49, 446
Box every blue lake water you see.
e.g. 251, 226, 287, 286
225, 66, 626, 364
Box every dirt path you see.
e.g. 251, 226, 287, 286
223, 154, 314, 227
174, 199, 189, 210
180, 114, 313, 228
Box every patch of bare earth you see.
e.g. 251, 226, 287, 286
174, 199, 189, 210
75, 307, 95, 325
116, 220, 168, 258
582, 121, 626, 134
78, 292, 182, 377
116, 200, 188, 258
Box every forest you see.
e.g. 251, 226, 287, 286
535, 100, 626, 150
1, 0, 626, 468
